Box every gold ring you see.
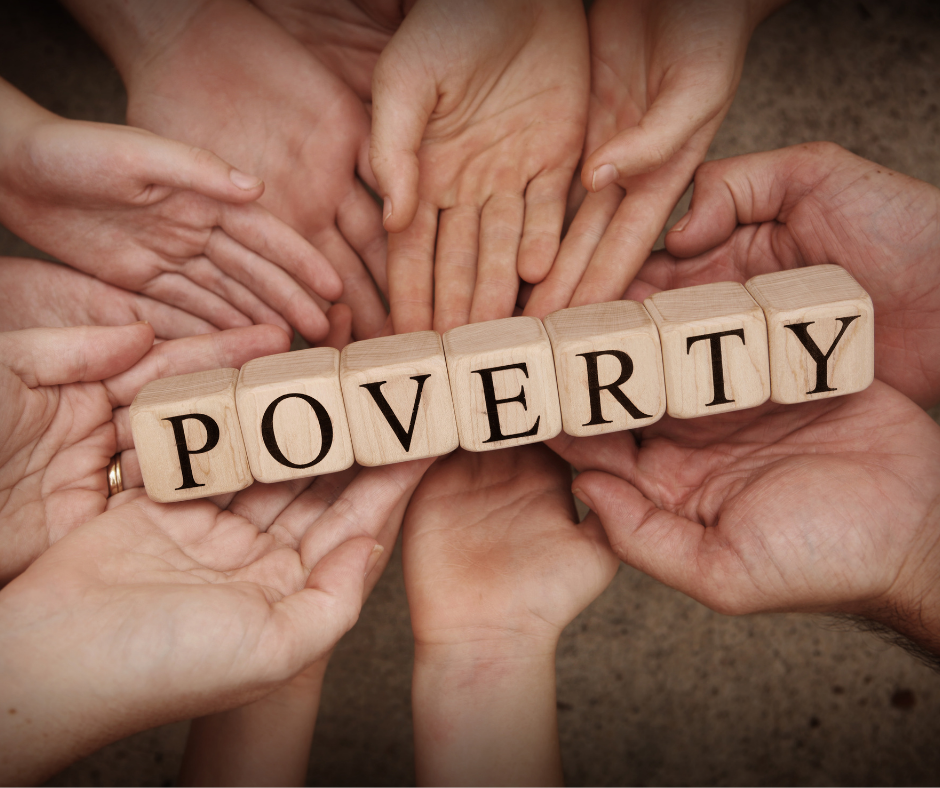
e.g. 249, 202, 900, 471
107, 453, 123, 497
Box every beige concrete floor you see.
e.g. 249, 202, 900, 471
1, 0, 939, 784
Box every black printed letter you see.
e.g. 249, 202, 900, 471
472, 363, 540, 444
163, 413, 220, 490
686, 329, 746, 406
784, 316, 860, 395
360, 375, 431, 451
576, 350, 651, 426
261, 393, 334, 469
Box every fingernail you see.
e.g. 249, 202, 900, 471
364, 544, 385, 577
382, 196, 393, 227
591, 163, 619, 192
572, 487, 595, 512
132, 320, 150, 326
230, 169, 262, 190
670, 211, 692, 233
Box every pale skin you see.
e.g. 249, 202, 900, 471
0, 321, 291, 584
524, 0, 787, 318
62, 0, 391, 339
0, 78, 342, 341
403, 446, 619, 786
370, 0, 590, 334
0, 454, 433, 785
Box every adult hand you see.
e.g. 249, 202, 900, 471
403, 446, 618, 785
624, 143, 940, 408
370, 0, 589, 333
525, 0, 785, 318
0, 455, 432, 785
0, 322, 290, 583
549, 380, 940, 655
63, 0, 390, 339
0, 79, 342, 341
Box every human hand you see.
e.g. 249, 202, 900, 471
0, 321, 289, 583
403, 446, 618, 785
0, 455, 431, 785
84, 0, 390, 339
550, 380, 940, 655
525, 0, 784, 317
370, 0, 589, 333
0, 79, 343, 342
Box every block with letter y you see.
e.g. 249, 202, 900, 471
340, 331, 459, 466
443, 317, 562, 452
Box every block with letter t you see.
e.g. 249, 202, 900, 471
340, 331, 459, 466
129, 369, 253, 502
443, 317, 562, 452
645, 282, 771, 419
544, 301, 666, 437
745, 265, 874, 404
236, 348, 354, 483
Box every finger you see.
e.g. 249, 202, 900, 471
141, 272, 256, 331
522, 187, 621, 318
123, 297, 217, 340
105, 324, 291, 406
336, 179, 389, 297
204, 232, 330, 341
316, 303, 354, 351
220, 202, 343, 302
432, 204, 479, 333
118, 448, 143, 490
388, 200, 438, 334
468, 193, 524, 324
517, 168, 571, 284
545, 430, 638, 480
370, 51, 437, 232
0, 324, 154, 388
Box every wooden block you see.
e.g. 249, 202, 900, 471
340, 331, 458, 466
645, 282, 771, 419
443, 316, 562, 452
745, 264, 875, 404
236, 348, 354, 483
544, 301, 666, 436
130, 369, 253, 502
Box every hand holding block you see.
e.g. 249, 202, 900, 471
544, 301, 666, 437
443, 317, 562, 451
745, 265, 875, 404
236, 349, 354, 483
340, 331, 458, 466
645, 282, 771, 419
130, 369, 253, 502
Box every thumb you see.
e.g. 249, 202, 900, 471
0, 323, 155, 388
370, 47, 436, 233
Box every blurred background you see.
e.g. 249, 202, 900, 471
1, 0, 938, 784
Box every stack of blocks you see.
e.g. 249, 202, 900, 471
130, 265, 875, 503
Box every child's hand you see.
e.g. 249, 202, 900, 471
403, 446, 618, 785
0, 78, 343, 341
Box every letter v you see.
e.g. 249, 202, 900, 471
360, 375, 431, 451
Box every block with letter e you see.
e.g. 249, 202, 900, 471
236, 348, 354, 483
645, 282, 771, 419
745, 265, 874, 404
130, 369, 253, 502
544, 301, 665, 437
443, 316, 562, 452
340, 331, 459, 466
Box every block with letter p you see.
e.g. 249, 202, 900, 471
340, 331, 459, 466
130, 369, 253, 502
443, 317, 562, 452
645, 282, 771, 419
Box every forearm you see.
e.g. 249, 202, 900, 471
178, 657, 330, 787
412, 641, 563, 787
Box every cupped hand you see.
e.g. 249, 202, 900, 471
549, 380, 940, 651
370, 0, 589, 333
121, 0, 389, 340
525, 0, 783, 317
403, 445, 618, 648
0, 453, 432, 785
623, 143, 940, 408
0, 322, 289, 583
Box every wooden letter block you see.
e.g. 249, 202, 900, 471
443, 316, 562, 452
236, 348, 354, 483
745, 264, 875, 404
130, 369, 253, 502
544, 301, 666, 437
645, 282, 771, 419
340, 331, 458, 466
